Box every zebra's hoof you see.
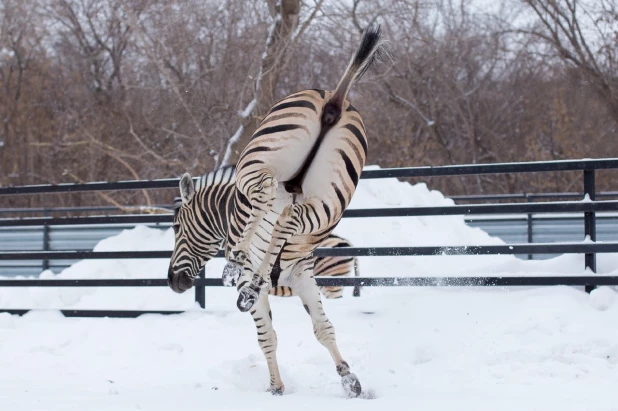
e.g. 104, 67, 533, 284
222, 262, 242, 287
237, 286, 259, 312
267, 385, 284, 396
341, 373, 362, 398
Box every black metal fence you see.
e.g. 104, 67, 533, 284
3, 190, 617, 267
2, 191, 618, 215
1, 158, 618, 317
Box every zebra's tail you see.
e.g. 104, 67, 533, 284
322, 24, 386, 126
352, 257, 361, 297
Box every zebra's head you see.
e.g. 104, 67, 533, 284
167, 173, 204, 294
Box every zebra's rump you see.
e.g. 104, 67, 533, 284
237, 89, 366, 197
229, 88, 368, 276
267, 234, 358, 299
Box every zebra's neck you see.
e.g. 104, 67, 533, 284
193, 165, 237, 241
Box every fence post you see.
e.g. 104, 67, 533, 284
584, 170, 597, 293
195, 267, 206, 309
42, 209, 50, 271
526, 193, 533, 260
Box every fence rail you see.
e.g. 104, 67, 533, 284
1, 158, 617, 196
2, 214, 617, 277
1, 200, 617, 227
1, 242, 618, 261
0, 205, 173, 215
3, 275, 618, 318
2, 276, 618, 287
451, 191, 618, 202
1, 158, 617, 316
2, 191, 618, 217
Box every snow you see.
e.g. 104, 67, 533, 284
2, 165, 618, 410
3, 288, 618, 410
238, 98, 257, 119
590, 287, 617, 311
221, 124, 244, 167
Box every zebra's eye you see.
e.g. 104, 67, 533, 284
172, 223, 180, 234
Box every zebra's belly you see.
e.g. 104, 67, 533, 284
274, 260, 313, 293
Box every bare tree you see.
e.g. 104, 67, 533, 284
0, 0, 45, 186
2, 0, 618, 212
221, 0, 317, 166
523, 0, 618, 120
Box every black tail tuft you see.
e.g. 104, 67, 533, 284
352, 24, 385, 82
329, 23, 387, 110
283, 24, 385, 195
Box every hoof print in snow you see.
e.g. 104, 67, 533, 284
360, 388, 377, 400
268, 386, 284, 396
341, 373, 362, 398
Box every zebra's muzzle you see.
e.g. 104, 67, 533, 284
168, 269, 194, 294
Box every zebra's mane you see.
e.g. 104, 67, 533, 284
194, 165, 237, 192
173, 166, 237, 215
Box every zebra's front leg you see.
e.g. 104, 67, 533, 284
245, 284, 285, 395
230, 171, 278, 265
228, 171, 277, 311
296, 267, 362, 397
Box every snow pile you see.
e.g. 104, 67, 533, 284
590, 286, 618, 311
337, 168, 618, 278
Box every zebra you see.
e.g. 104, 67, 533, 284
222, 25, 385, 396
166, 165, 361, 299
167, 166, 363, 396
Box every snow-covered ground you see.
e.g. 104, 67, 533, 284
2, 168, 618, 410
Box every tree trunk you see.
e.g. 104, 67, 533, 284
222, 0, 300, 166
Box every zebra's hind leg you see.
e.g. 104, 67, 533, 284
239, 197, 328, 311
252, 198, 327, 287
296, 271, 362, 398
245, 281, 285, 395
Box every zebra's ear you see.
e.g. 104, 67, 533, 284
179, 173, 195, 203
